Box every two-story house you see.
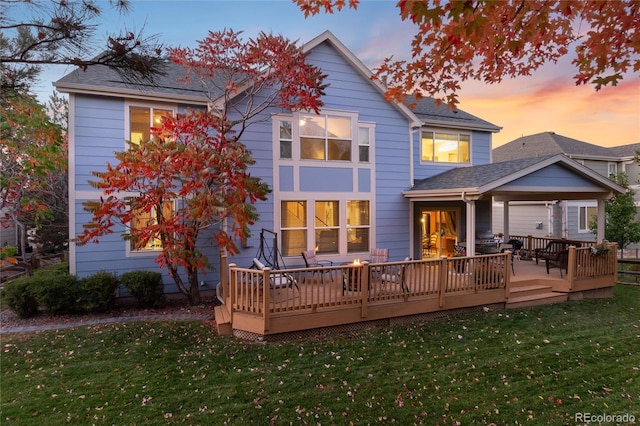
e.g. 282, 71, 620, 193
55, 31, 624, 295
492, 132, 640, 247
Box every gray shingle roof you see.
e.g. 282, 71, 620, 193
493, 131, 618, 162
408, 96, 500, 131
54, 59, 222, 101
411, 156, 556, 191
608, 143, 640, 157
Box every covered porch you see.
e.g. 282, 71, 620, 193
215, 242, 617, 339
405, 155, 626, 258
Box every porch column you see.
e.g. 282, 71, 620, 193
503, 201, 510, 241
597, 199, 606, 243
466, 199, 476, 255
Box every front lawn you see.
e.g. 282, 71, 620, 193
2, 285, 638, 424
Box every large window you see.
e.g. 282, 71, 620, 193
347, 200, 370, 253
281, 201, 307, 257
421, 131, 470, 163
129, 106, 173, 146
579, 205, 597, 232
300, 114, 352, 161
130, 201, 173, 251
315, 201, 339, 254
280, 200, 370, 256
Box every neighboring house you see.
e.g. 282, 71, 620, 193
55, 31, 625, 294
0, 208, 18, 248
492, 132, 640, 246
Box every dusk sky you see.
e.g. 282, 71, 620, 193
32, 0, 640, 148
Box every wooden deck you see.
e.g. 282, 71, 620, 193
216, 245, 617, 339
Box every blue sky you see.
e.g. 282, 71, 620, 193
31, 0, 639, 147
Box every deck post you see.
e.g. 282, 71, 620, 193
567, 246, 576, 291
262, 268, 270, 331
504, 252, 511, 301
228, 263, 236, 324
438, 257, 447, 308
361, 263, 369, 318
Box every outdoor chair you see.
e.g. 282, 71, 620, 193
368, 248, 389, 280
498, 243, 516, 275
252, 258, 299, 291
380, 257, 410, 293
545, 250, 569, 278
301, 249, 333, 283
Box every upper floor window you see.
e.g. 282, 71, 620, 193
421, 131, 470, 163
279, 120, 293, 159
128, 105, 174, 147
608, 162, 618, 177
358, 126, 371, 163
300, 114, 352, 161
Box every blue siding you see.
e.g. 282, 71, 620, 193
507, 164, 602, 188
300, 167, 353, 192
74, 96, 124, 191
279, 166, 294, 191
358, 168, 371, 192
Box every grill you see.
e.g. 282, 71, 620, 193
475, 230, 498, 254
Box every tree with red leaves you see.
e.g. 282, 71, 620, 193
294, 0, 639, 106
77, 30, 326, 305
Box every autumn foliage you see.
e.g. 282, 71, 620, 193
294, 0, 639, 106
78, 30, 325, 304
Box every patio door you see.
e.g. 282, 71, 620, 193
420, 209, 458, 258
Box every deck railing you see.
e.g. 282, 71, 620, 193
228, 253, 512, 318
509, 235, 597, 254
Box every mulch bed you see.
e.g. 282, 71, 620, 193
1, 297, 217, 332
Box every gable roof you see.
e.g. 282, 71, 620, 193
493, 131, 619, 162
404, 154, 626, 201
54, 30, 499, 132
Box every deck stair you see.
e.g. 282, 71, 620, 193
507, 284, 568, 309
214, 305, 232, 336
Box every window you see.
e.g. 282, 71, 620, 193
579, 206, 597, 232
130, 201, 173, 251
281, 201, 307, 257
347, 200, 370, 253
129, 106, 173, 146
358, 126, 370, 162
300, 114, 351, 161
608, 162, 618, 177
315, 201, 339, 254
279, 120, 292, 159
421, 131, 470, 163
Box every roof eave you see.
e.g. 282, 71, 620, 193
420, 119, 501, 133
53, 82, 210, 105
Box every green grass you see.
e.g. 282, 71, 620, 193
2, 286, 639, 425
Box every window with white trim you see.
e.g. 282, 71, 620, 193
315, 201, 339, 254
347, 200, 370, 253
279, 120, 293, 159
129, 105, 173, 146
300, 113, 352, 161
608, 162, 618, 177
421, 131, 470, 163
130, 200, 173, 251
358, 126, 371, 163
579, 205, 597, 232
281, 201, 307, 257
